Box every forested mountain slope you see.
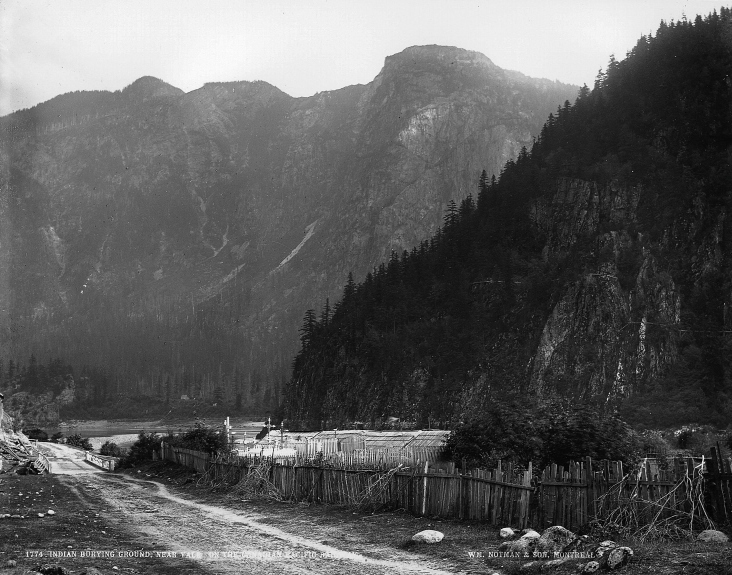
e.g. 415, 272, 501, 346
284, 10, 732, 429
0, 46, 576, 416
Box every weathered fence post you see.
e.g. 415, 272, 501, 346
421, 461, 429, 516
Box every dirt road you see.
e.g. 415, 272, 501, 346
67, 472, 467, 575
30, 444, 477, 574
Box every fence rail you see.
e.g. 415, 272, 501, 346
159, 442, 732, 529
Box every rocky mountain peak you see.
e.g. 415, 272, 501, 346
121, 76, 184, 102
384, 45, 498, 73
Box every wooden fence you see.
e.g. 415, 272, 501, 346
161, 442, 532, 526
237, 446, 442, 468
535, 451, 732, 531
160, 443, 211, 473
284, 436, 445, 461
159, 442, 732, 530
705, 444, 732, 526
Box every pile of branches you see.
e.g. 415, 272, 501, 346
228, 461, 284, 502
194, 454, 241, 489
590, 459, 715, 542
345, 464, 404, 513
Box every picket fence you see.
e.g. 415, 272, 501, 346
283, 436, 445, 460
159, 442, 732, 530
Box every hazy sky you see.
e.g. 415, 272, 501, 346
0, 0, 725, 116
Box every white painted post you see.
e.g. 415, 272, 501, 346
421, 460, 429, 515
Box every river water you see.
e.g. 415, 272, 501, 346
43, 420, 267, 449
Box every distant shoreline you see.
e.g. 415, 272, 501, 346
57, 419, 164, 430
56, 417, 263, 430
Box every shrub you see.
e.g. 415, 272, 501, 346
66, 433, 93, 450
442, 400, 541, 468
444, 399, 640, 469
166, 420, 229, 455
99, 441, 124, 457
539, 402, 640, 468
50, 432, 64, 443
23, 428, 49, 441
119, 431, 162, 467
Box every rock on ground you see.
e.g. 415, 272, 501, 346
499, 530, 540, 554
535, 525, 577, 553
697, 529, 729, 544
581, 561, 600, 573
35, 565, 69, 575
411, 529, 444, 544
500, 527, 515, 539
606, 546, 633, 570
595, 540, 618, 559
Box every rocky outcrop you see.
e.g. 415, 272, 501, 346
531, 178, 640, 254
2, 382, 73, 426
529, 178, 681, 402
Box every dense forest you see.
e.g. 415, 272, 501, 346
283, 9, 732, 430
0, 352, 260, 423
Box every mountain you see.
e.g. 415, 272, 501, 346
0, 46, 578, 415
284, 10, 732, 429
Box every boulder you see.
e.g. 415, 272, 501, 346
499, 530, 540, 554
581, 561, 600, 573
411, 530, 444, 544
500, 527, 515, 539
595, 540, 618, 560
47, 509, 56, 516
563, 533, 593, 552
606, 546, 633, 570
535, 526, 577, 553
697, 529, 729, 544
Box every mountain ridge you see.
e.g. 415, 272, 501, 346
0, 44, 579, 419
